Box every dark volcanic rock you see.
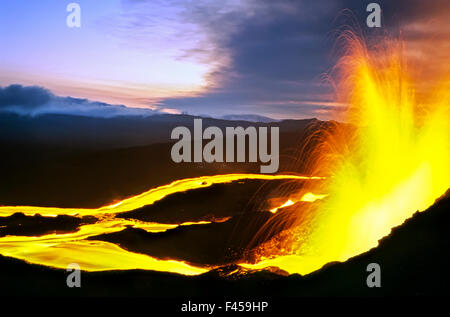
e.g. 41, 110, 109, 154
89, 212, 277, 266
0, 213, 96, 237
117, 179, 296, 223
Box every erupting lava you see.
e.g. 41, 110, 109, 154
0, 34, 448, 278
242, 33, 449, 274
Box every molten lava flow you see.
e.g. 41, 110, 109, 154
269, 193, 327, 213
0, 173, 321, 275
270, 200, 294, 213
300, 193, 328, 203
0, 220, 209, 275
0, 174, 320, 218
243, 34, 449, 275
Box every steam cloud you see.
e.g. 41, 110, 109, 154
0, 84, 159, 118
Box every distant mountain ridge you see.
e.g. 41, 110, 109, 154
219, 114, 278, 123
0, 112, 318, 149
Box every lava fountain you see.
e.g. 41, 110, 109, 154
243, 32, 449, 274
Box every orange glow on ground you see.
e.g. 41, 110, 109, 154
0, 174, 321, 275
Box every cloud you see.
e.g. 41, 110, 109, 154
4, 1, 448, 120
156, 0, 450, 119
155, 0, 343, 118
0, 85, 53, 108
0, 84, 160, 118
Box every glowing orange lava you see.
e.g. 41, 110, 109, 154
242, 34, 449, 275
0, 174, 320, 275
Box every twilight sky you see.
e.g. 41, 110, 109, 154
1, 0, 449, 119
